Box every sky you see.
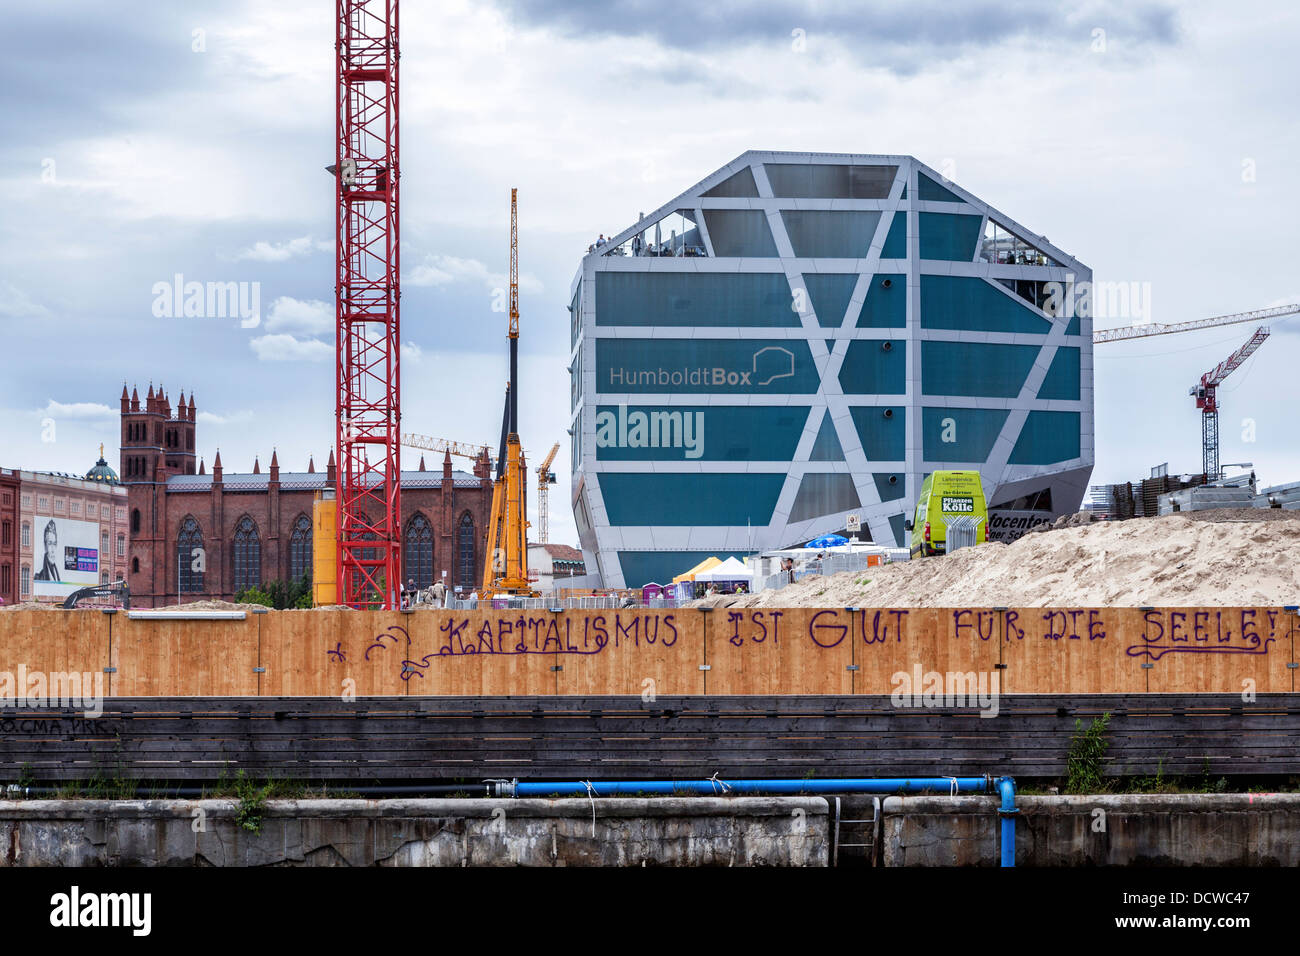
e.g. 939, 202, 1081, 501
1, 0, 1298, 547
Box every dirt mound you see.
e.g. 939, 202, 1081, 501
707, 512, 1300, 608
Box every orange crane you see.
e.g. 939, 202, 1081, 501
481, 189, 535, 597
535, 442, 560, 545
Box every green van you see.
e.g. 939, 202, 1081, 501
905, 470, 989, 557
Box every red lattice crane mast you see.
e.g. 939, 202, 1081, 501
332, 0, 401, 607
1190, 326, 1270, 482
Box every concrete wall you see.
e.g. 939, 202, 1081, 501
6, 793, 1298, 866
882, 794, 1300, 866
0, 797, 829, 867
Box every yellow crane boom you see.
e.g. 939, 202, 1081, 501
481, 188, 535, 597
536, 441, 560, 545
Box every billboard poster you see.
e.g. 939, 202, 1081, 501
31, 516, 100, 598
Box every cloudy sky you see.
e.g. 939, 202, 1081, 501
2, 0, 1298, 544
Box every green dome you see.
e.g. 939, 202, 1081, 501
85, 448, 119, 484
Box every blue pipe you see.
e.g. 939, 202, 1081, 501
509, 777, 992, 797
996, 776, 1018, 868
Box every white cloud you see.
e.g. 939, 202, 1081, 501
40, 400, 115, 420
265, 296, 333, 334
401, 342, 425, 363
197, 410, 255, 426
249, 333, 331, 362
0, 281, 50, 319
406, 254, 543, 294
234, 235, 317, 262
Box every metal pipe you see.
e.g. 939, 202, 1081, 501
4, 783, 494, 799
505, 777, 993, 797
996, 776, 1018, 868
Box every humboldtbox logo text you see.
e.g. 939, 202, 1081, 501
605, 345, 797, 389
596, 404, 703, 459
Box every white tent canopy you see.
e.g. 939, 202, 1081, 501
695, 556, 752, 582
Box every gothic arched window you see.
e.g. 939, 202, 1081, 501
232, 516, 261, 593
457, 511, 476, 589
177, 517, 204, 593
289, 514, 313, 582
404, 513, 434, 589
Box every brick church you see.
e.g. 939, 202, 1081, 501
120, 384, 494, 607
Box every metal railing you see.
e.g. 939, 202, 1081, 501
943, 516, 983, 554
754, 549, 908, 594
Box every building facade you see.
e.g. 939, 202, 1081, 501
569, 151, 1093, 587
3, 457, 130, 605
526, 542, 586, 595
0, 471, 18, 604
119, 385, 494, 607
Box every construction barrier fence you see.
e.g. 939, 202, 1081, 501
0, 606, 1295, 698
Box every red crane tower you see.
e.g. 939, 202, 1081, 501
1189, 326, 1270, 482
332, 0, 401, 607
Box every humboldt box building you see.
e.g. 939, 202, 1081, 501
569, 151, 1093, 588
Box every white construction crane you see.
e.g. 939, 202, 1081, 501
1093, 302, 1294, 483
535, 442, 560, 545
1093, 303, 1299, 344
400, 434, 492, 466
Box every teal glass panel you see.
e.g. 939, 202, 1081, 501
918, 212, 982, 261
838, 339, 906, 394
702, 210, 779, 257
789, 473, 862, 523
888, 512, 906, 547
917, 172, 964, 203
921, 341, 1040, 397
920, 275, 1052, 334
921, 406, 1009, 461
595, 272, 796, 327
764, 164, 896, 199
1009, 411, 1081, 465
849, 406, 906, 460
880, 213, 907, 258
702, 167, 759, 198
617, 551, 719, 588
803, 273, 858, 327
1037, 347, 1081, 401
873, 472, 905, 502
594, 405, 809, 461
856, 273, 906, 328
599, 473, 786, 526
808, 414, 845, 461
781, 210, 881, 258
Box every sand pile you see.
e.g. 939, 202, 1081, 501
0, 599, 272, 612
707, 510, 1300, 608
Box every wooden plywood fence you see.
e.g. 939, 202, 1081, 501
0, 606, 1295, 697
